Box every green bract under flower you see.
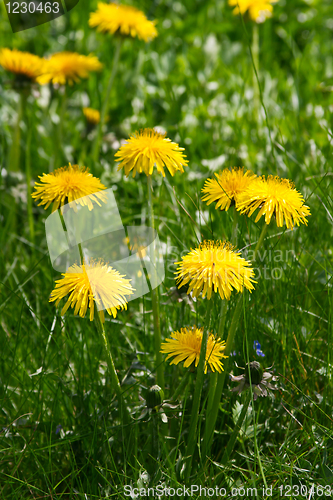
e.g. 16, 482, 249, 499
231, 361, 278, 400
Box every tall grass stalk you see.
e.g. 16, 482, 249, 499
52, 87, 67, 171
172, 369, 191, 401
147, 174, 165, 391
8, 91, 26, 172
220, 392, 251, 465
92, 38, 122, 163
184, 297, 214, 481
252, 23, 260, 118
202, 293, 244, 458
254, 223, 268, 259
94, 305, 131, 426
26, 101, 34, 243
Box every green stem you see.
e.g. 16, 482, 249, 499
231, 206, 239, 246
52, 88, 67, 171
205, 296, 228, 452
148, 411, 160, 479
217, 298, 228, 340
220, 393, 251, 465
254, 223, 268, 260
172, 369, 191, 402
147, 174, 165, 391
77, 242, 85, 265
26, 101, 34, 243
252, 23, 260, 119
253, 399, 267, 488
184, 298, 214, 481
8, 92, 25, 172
202, 293, 244, 458
92, 38, 122, 163
205, 369, 217, 433
94, 306, 131, 425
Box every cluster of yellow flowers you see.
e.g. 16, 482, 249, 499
0, 48, 103, 85
202, 167, 311, 230
30, 124, 310, 373
0, 4, 157, 82
24, 0, 301, 376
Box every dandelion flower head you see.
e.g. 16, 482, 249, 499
237, 175, 311, 230
175, 240, 256, 300
161, 326, 228, 373
32, 163, 107, 212
83, 107, 101, 125
202, 167, 257, 211
115, 128, 188, 178
50, 259, 134, 321
229, 0, 278, 23
0, 48, 45, 82
89, 2, 158, 42
37, 52, 102, 86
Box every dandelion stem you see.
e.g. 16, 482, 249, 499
220, 393, 251, 465
172, 369, 191, 402
252, 23, 260, 119
254, 223, 268, 260
94, 306, 131, 425
253, 398, 268, 488
148, 411, 160, 479
52, 88, 67, 171
147, 174, 165, 392
26, 100, 34, 243
202, 294, 243, 458
8, 91, 25, 172
185, 297, 214, 481
217, 298, 228, 339
231, 206, 239, 246
206, 297, 228, 447
92, 38, 122, 163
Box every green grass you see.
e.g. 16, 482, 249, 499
1, 0, 333, 498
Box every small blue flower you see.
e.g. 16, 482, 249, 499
253, 340, 265, 357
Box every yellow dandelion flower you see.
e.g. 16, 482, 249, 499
37, 52, 102, 86
32, 163, 107, 212
49, 259, 134, 321
89, 2, 158, 42
161, 326, 228, 373
0, 48, 45, 81
115, 128, 188, 178
237, 175, 311, 230
83, 107, 101, 125
202, 167, 257, 211
228, 0, 278, 23
175, 240, 256, 300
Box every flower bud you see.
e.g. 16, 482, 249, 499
245, 361, 263, 385
145, 385, 164, 409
